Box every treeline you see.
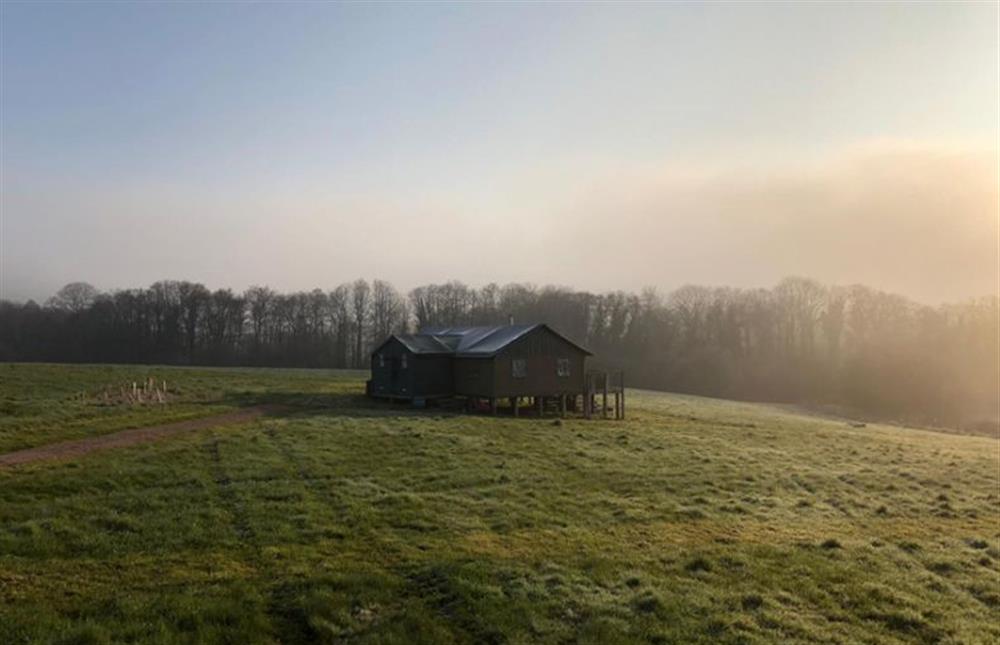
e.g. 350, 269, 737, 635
1, 278, 996, 429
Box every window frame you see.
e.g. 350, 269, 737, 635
512, 358, 527, 379
556, 358, 570, 377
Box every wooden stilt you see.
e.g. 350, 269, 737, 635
536, 396, 544, 417
490, 397, 497, 415
603, 375, 609, 419
617, 372, 624, 419
513, 397, 519, 417
560, 394, 566, 417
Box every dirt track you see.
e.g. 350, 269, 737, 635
0, 406, 278, 469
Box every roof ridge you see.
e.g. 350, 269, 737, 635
426, 334, 454, 351
378, 323, 590, 358
463, 323, 538, 351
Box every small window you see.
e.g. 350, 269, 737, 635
401, 354, 408, 369
512, 358, 527, 378
378, 354, 385, 368
557, 358, 570, 377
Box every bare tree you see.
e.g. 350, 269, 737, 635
47, 282, 99, 313
178, 282, 210, 362
351, 279, 371, 368
371, 279, 404, 343
245, 286, 275, 358
328, 284, 351, 367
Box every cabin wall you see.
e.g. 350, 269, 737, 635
412, 355, 453, 397
453, 357, 495, 397
492, 327, 587, 397
369, 339, 415, 398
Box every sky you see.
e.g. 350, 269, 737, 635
1, 2, 997, 305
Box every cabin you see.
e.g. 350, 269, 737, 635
367, 323, 614, 416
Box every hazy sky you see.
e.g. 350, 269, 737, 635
1, 2, 997, 304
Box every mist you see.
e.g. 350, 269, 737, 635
3, 141, 995, 305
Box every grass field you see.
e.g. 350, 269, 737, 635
0, 364, 997, 644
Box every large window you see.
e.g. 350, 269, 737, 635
557, 358, 570, 377
378, 354, 385, 368
512, 358, 527, 378
401, 354, 408, 369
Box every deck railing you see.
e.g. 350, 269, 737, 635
583, 370, 625, 419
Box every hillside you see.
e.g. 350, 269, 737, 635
0, 364, 997, 644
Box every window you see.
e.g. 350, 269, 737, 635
378, 354, 385, 368
401, 354, 408, 369
512, 358, 527, 378
557, 358, 570, 377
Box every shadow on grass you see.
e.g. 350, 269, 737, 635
220, 389, 589, 423
220, 390, 469, 420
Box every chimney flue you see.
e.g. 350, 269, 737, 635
508, 313, 514, 326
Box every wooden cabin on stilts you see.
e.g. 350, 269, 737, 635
367, 323, 624, 420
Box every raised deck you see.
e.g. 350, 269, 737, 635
583, 370, 625, 419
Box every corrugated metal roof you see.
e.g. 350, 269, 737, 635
393, 334, 453, 354
418, 325, 533, 353
454, 324, 539, 355
373, 324, 591, 358
415, 323, 593, 357
419, 325, 508, 352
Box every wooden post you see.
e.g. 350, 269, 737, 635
602, 373, 609, 419
560, 394, 566, 417
620, 372, 625, 420
615, 372, 622, 419
490, 397, 497, 415
587, 374, 597, 417
536, 396, 544, 417
513, 397, 519, 417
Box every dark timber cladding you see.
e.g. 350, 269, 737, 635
366, 323, 620, 417
367, 335, 454, 400
452, 325, 587, 399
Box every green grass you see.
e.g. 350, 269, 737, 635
0, 364, 997, 644
0, 363, 365, 453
